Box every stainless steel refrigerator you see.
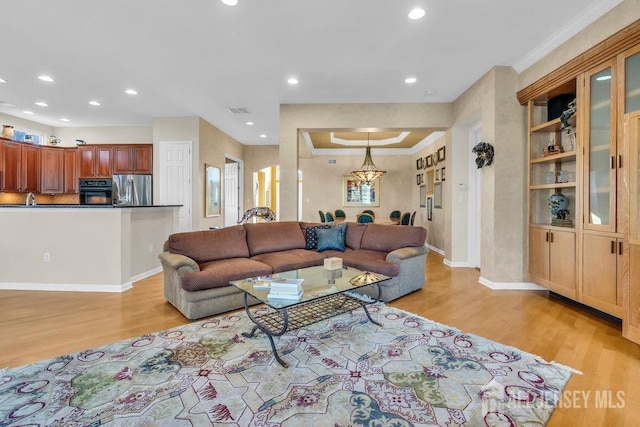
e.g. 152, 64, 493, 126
112, 174, 152, 206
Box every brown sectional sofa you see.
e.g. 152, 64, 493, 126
159, 221, 428, 319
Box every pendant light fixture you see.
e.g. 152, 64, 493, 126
350, 132, 386, 184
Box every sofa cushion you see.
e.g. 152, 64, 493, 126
304, 224, 332, 249
336, 249, 400, 277
360, 224, 426, 252
316, 223, 347, 252
345, 222, 367, 250
251, 249, 326, 273
181, 258, 273, 291
167, 225, 249, 264
244, 221, 306, 256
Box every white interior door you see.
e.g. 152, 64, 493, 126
468, 125, 482, 269
224, 161, 240, 226
159, 141, 192, 232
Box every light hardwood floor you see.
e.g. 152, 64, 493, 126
1, 251, 638, 425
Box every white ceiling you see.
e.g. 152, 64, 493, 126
0, 0, 619, 146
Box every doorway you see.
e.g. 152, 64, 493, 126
224, 156, 243, 227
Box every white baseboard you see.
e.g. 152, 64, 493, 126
444, 260, 471, 267
426, 244, 444, 256
0, 282, 132, 293
131, 267, 162, 283
478, 276, 547, 291
0, 267, 162, 293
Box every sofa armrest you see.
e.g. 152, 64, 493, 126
386, 245, 429, 263
159, 251, 200, 273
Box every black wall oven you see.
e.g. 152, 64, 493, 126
79, 178, 113, 205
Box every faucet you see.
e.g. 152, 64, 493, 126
25, 192, 37, 206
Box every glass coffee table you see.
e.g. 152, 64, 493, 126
230, 265, 390, 367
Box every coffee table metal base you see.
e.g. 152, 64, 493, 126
241, 289, 381, 367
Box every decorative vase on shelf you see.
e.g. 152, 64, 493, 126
548, 193, 572, 227
2, 125, 14, 139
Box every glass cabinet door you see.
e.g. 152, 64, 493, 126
624, 48, 640, 114
584, 61, 617, 232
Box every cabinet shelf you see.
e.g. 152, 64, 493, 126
529, 183, 576, 190
530, 151, 577, 164
531, 118, 563, 133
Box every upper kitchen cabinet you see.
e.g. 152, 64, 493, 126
79, 145, 112, 178
41, 147, 65, 194
63, 148, 79, 194
113, 144, 153, 174
619, 44, 640, 114
1, 140, 41, 193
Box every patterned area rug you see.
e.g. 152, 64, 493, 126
1, 304, 572, 426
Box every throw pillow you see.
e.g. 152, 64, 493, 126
316, 222, 347, 252
305, 224, 331, 249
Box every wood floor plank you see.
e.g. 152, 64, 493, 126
1, 251, 638, 424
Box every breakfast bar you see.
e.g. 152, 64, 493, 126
0, 205, 180, 292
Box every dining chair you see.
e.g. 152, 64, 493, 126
389, 210, 401, 224
410, 211, 416, 226
356, 213, 374, 223
325, 212, 335, 222
318, 210, 326, 223
334, 209, 346, 221
400, 212, 411, 225
362, 209, 375, 218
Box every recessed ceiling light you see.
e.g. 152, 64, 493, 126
596, 75, 611, 81
408, 8, 425, 20
35, 102, 48, 107
220, 0, 238, 5
405, 77, 417, 84
287, 77, 299, 85
89, 100, 101, 106
125, 89, 138, 95
246, 121, 254, 126
23, 110, 34, 115
60, 118, 70, 122
38, 75, 54, 82
260, 134, 267, 138
0, 78, 6, 83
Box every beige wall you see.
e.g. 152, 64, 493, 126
54, 126, 152, 146
198, 118, 244, 230
413, 135, 446, 250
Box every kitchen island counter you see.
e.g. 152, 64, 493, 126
0, 206, 179, 292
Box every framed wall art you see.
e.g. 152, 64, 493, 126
205, 164, 221, 217
441, 167, 446, 181
435, 168, 441, 182
437, 146, 446, 162
425, 154, 433, 168
425, 170, 434, 195
434, 182, 443, 208
416, 173, 423, 185
427, 197, 433, 221
342, 175, 380, 207
416, 157, 423, 170
420, 185, 426, 207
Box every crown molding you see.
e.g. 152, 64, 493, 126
513, 0, 623, 73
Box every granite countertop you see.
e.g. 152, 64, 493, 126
0, 204, 182, 208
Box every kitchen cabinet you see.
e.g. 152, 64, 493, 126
79, 145, 112, 178
41, 147, 64, 194
529, 227, 576, 299
1, 140, 40, 193
113, 144, 153, 174
64, 148, 79, 194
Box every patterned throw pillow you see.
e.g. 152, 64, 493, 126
316, 222, 347, 252
305, 224, 331, 249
